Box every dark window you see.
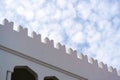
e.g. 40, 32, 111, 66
11, 66, 37, 80
44, 76, 59, 80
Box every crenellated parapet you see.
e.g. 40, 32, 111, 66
0, 19, 120, 80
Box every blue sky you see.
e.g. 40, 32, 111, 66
0, 0, 120, 71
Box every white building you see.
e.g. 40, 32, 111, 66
0, 19, 120, 80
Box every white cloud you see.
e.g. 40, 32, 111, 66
17, 6, 34, 21
53, 10, 62, 21
71, 32, 85, 44
76, 1, 92, 20
56, 0, 67, 9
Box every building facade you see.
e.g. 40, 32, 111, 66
0, 19, 120, 80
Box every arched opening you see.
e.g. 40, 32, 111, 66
11, 66, 37, 80
44, 76, 59, 80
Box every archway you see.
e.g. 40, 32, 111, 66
11, 66, 37, 80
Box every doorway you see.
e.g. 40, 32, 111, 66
11, 66, 37, 80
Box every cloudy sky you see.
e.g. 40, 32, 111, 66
0, 0, 120, 71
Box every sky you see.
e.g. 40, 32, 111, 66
0, 0, 120, 71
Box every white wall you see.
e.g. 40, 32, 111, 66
0, 19, 120, 80
0, 50, 78, 80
